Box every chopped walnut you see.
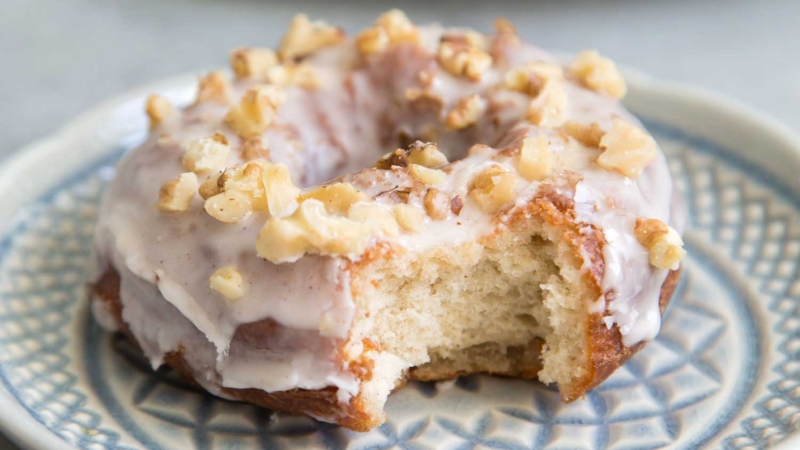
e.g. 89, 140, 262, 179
407, 141, 448, 168
561, 121, 604, 147
240, 138, 271, 161
634, 218, 686, 270
356, 10, 419, 55
526, 78, 567, 127
424, 188, 450, 220
437, 40, 493, 81
145, 95, 175, 128
518, 136, 553, 181
469, 165, 518, 214
597, 119, 657, 178
204, 189, 253, 223
375, 148, 409, 169
348, 203, 400, 237
393, 204, 426, 232
210, 266, 245, 301
182, 132, 231, 173
464, 31, 487, 50
262, 163, 301, 217
445, 94, 487, 130
267, 62, 318, 89
220, 161, 268, 211
409, 164, 447, 185
356, 27, 390, 55
569, 50, 627, 99
256, 199, 377, 263
405, 88, 444, 113
224, 85, 286, 139
299, 182, 369, 214
504, 62, 564, 97
278, 14, 345, 61
230, 47, 278, 79
196, 71, 231, 104
494, 17, 517, 35
375, 9, 419, 42
198, 173, 223, 200
156, 172, 197, 212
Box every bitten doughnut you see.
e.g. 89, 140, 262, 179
89, 10, 686, 431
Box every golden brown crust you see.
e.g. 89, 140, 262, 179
89, 270, 379, 432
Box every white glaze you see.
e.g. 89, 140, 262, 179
91, 24, 683, 404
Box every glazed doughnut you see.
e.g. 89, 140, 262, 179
89, 11, 686, 431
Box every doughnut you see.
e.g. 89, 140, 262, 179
89, 10, 686, 431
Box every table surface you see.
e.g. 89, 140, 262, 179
1, 0, 798, 448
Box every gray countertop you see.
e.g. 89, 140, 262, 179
1, 0, 798, 448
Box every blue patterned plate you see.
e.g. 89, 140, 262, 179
0, 73, 799, 450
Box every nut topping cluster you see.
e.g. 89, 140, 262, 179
146, 9, 675, 273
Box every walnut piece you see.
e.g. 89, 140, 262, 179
437, 40, 493, 81
348, 203, 400, 237
198, 173, 222, 200
569, 50, 627, 99
239, 138, 269, 161
526, 74, 567, 127
256, 199, 378, 263
469, 165, 518, 214
196, 71, 231, 104
262, 163, 301, 217
267, 62, 318, 89
405, 88, 444, 113
494, 17, 517, 35
407, 141, 448, 167
597, 119, 657, 178
503, 62, 563, 97
204, 189, 253, 223
278, 14, 345, 61
518, 136, 553, 181
182, 132, 231, 173
409, 164, 447, 185
393, 204, 426, 232
561, 121, 604, 148
445, 94, 487, 130
450, 195, 464, 215
299, 182, 369, 214
634, 218, 686, 270
230, 47, 278, 79
210, 266, 245, 301
156, 172, 197, 212
424, 188, 450, 220
145, 95, 175, 128
356, 27, 390, 55
224, 85, 286, 139
220, 161, 268, 211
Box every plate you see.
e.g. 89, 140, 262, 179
0, 72, 799, 450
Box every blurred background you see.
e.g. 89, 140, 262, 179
0, 0, 797, 447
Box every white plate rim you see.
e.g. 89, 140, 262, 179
0, 72, 798, 450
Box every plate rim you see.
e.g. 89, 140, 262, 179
0, 72, 799, 450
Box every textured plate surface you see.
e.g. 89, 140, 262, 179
0, 75, 799, 450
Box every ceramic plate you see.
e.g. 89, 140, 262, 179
0, 72, 799, 450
